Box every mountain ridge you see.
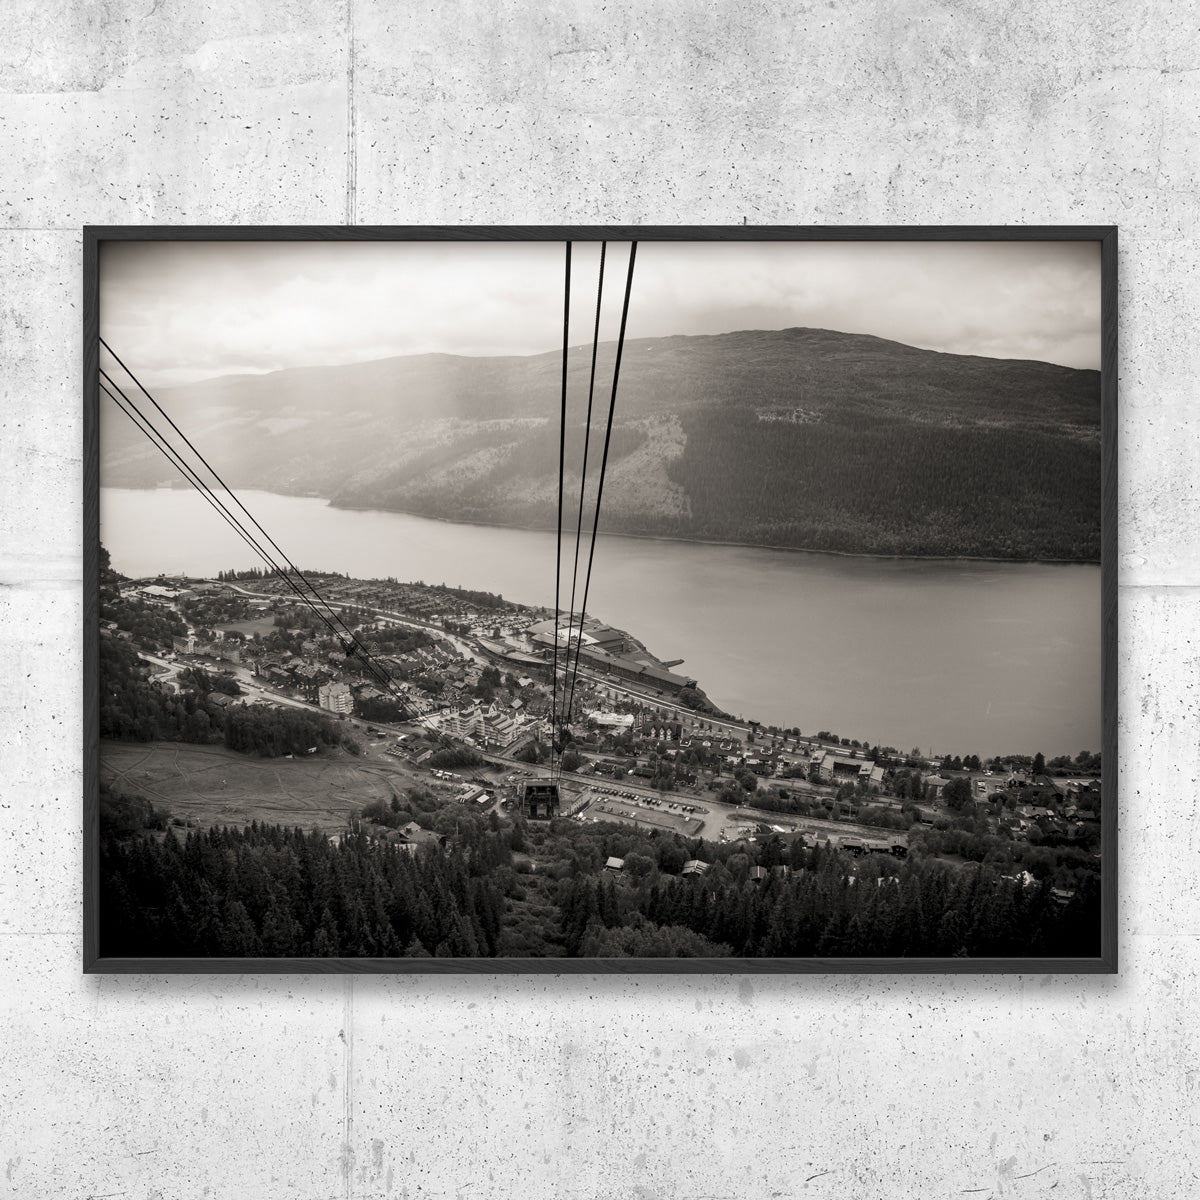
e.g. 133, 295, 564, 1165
100, 326, 1102, 561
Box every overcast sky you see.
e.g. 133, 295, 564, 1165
100, 238, 1102, 389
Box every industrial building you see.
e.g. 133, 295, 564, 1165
573, 645, 697, 696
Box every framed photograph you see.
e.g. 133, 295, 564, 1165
84, 226, 1116, 973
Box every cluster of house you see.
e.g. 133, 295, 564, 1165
149, 580, 548, 729
679, 734, 741, 753
607, 738, 886, 788
242, 629, 478, 716
316, 578, 539, 642
601, 856, 712, 877
638, 724, 677, 742
253, 646, 348, 697
122, 577, 242, 605
603, 856, 819, 883
995, 870, 1077, 904
173, 629, 247, 663
601, 830, 909, 888
369, 821, 447, 854
1003, 795, 1097, 839
376, 639, 460, 679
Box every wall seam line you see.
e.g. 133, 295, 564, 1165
346, 0, 357, 227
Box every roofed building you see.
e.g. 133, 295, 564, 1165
809, 748, 875, 783
519, 780, 561, 821
397, 822, 446, 851
318, 680, 353, 715
573, 645, 697, 696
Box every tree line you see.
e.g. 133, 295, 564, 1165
99, 782, 1100, 959
99, 816, 503, 958
601, 852, 1098, 958
222, 704, 349, 758
217, 566, 348, 582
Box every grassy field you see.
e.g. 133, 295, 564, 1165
99, 740, 422, 833
217, 616, 278, 638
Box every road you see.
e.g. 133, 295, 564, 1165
135, 646, 907, 843
139, 646, 364, 720
138, 649, 178, 676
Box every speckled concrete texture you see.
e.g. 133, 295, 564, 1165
0, 1, 1194, 1196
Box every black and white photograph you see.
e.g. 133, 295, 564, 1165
87, 228, 1113, 968
9, 3, 1192, 1193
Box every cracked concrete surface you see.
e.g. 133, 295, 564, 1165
2, 1, 1197, 1196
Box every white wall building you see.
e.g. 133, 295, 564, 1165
318, 680, 353, 715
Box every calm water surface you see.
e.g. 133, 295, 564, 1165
101, 487, 1101, 758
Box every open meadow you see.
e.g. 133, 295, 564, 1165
99, 740, 419, 832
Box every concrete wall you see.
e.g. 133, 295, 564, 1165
1, 3, 1194, 1196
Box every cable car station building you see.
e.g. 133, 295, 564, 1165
519, 780, 561, 821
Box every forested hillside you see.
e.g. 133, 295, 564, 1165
100, 804, 1100, 960
665, 407, 1100, 559
101, 327, 1101, 560
99, 818, 503, 958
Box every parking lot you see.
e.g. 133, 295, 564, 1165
573, 786, 704, 835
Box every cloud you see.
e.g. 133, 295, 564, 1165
99, 237, 1101, 388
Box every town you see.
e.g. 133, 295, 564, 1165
101, 562, 1103, 886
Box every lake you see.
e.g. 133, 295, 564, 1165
101, 487, 1101, 758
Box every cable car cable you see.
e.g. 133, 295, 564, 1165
563, 242, 637, 730
559, 241, 607, 741
99, 340, 390, 673
99, 375, 443, 740
550, 242, 572, 777
101, 379, 419, 722
98, 358, 415, 717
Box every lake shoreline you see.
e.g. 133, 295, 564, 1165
326, 498, 1103, 569
101, 486, 1102, 757
113, 483, 1100, 567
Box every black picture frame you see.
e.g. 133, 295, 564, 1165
83, 225, 1117, 974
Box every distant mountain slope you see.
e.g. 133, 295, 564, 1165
100, 327, 1102, 560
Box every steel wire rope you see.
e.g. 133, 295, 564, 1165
98, 357, 427, 722
563, 242, 638, 733
104, 377, 461, 760
98, 374, 458, 751
100, 339, 396, 675
99, 378, 417, 720
558, 241, 608, 745
550, 242, 572, 784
